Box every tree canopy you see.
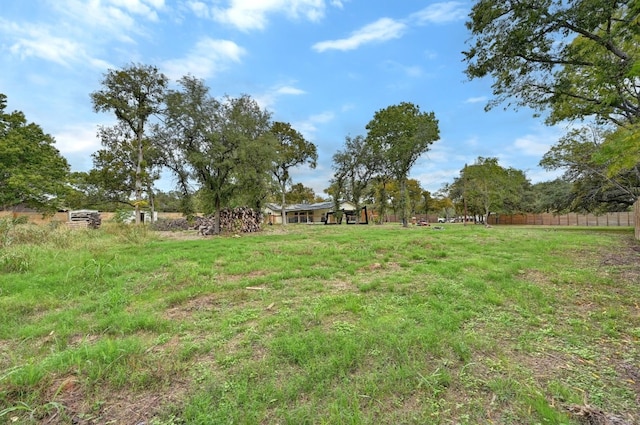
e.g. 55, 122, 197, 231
0, 94, 70, 213
90, 63, 168, 223
540, 126, 639, 211
270, 121, 317, 225
464, 0, 640, 126
331, 135, 380, 222
160, 76, 274, 233
365, 102, 439, 226
447, 157, 531, 222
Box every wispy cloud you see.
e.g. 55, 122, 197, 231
108, 0, 166, 21
313, 18, 406, 52
410, 2, 468, 25
254, 83, 306, 110
465, 96, 487, 104
191, 0, 334, 31
0, 19, 112, 68
313, 2, 466, 53
511, 134, 554, 156
0, 0, 168, 68
161, 38, 246, 80
294, 111, 335, 138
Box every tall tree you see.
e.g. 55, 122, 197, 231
464, 0, 640, 214
160, 76, 274, 234
0, 94, 70, 213
530, 179, 574, 213
270, 122, 317, 226
449, 157, 529, 223
332, 135, 380, 223
91, 63, 168, 224
365, 102, 439, 226
540, 126, 639, 211
464, 0, 640, 127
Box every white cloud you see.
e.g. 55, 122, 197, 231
0, 19, 113, 69
187, 1, 211, 18
512, 134, 554, 156
410, 2, 468, 25
200, 0, 329, 31
107, 0, 165, 21
0, 0, 169, 69
9, 29, 83, 66
465, 96, 487, 104
313, 17, 407, 52
253, 83, 306, 110
161, 38, 246, 80
276, 86, 306, 96
54, 124, 101, 155
293, 111, 335, 138
52, 0, 141, 40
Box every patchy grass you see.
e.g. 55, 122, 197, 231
0, 221, 639, 424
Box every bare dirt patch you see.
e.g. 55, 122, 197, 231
43, 377, 189, 425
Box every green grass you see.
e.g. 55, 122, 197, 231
1, 221, 639, 424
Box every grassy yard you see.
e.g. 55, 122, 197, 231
0, 220, 639, 424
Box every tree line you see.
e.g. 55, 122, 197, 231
2, 0, 639, 227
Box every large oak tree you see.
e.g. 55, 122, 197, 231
365, 102, 439, 227
160, 76, 274, 234
464, 0, 640, 126
0, 94, 70, 213
91, 64, 168, 223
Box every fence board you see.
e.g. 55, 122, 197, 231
489, 211, 634, 227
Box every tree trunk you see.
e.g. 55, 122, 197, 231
281, 183, 287, 226
134, 132, 143, 225
149, 189, 155, 223
400, 178, 408, 227
214, 196, 221, 235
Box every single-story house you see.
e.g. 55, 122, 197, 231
264, 201, 356, 224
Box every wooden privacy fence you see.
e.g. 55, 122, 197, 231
487, 211, 635, 227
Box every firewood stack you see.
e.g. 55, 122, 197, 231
67, 210, 102, 229
196, 207, 263, 235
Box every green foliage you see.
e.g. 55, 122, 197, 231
332, 134, 381, 218
284, 183, 316, 204
540, 126, 638, 211
90, 64, 168, 221
530, 179, 574, 213
159, 76, 275, 232
596, 124, 640, 179
447, 157, 531, 219
365, 102, 440, 226
0, 94, 70, 213
465, 1, 640, 211
464, 0, 640, 126
271, 121, 318, 224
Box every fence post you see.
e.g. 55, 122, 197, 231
634, 199, 639, 239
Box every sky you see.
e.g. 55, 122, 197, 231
1, 0, 565, 197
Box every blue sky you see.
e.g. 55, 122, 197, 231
1, 0, 564, 196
